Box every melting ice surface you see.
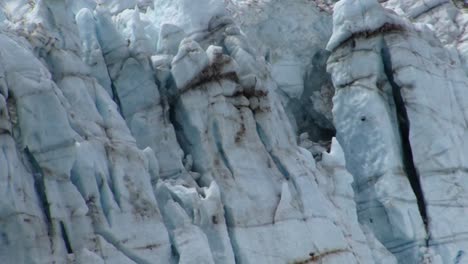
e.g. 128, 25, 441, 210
0, 0, 468, 263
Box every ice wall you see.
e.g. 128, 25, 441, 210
0, 0, 380, 263
328, 0, 468, 263
1, 0, 468, 263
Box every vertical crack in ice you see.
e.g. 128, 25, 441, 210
380, 39, 430, 245
254, 123, 290, 180
96, 173, 112, 226
110, 82, 123, 115
254, 120, 305, 214
168, 104, 192, 169
59, 221, 73, 254
222, 205, 241, 264
152, 192, 180, 264
24, 147, 53, 233
24, 147, 55, 251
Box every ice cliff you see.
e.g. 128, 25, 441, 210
1, 0, 468, 263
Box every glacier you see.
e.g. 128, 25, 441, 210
1, 0, 468, 263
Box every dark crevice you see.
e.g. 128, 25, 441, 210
167, 102, 199, 180
24, 147, 53, 236
170, 244, 180, 264
168, 104, 192, 157
60, 221, 73, 254
153, 190, 180, 264
380, 40, 430, 245
6, 96, 18, 134
156, 72, 173, 125
255, 123, 290, 180
110, 83, 123, 116
286, 96, 336, 142
296, 49, 336, 142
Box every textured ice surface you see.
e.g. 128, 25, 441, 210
328, 0, 468, 263
0, 0, 371, 263
1, 0, 468, 263
226, 0, 336, 141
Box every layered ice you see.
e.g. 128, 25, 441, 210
1, 0, 468, 263
328, 0, 468, 262
0, 0, 374, 263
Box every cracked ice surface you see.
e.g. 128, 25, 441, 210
226, 0, 337, 141
328, 0, 468, 263
1, 0, 468, 263
0, 0, 377, 263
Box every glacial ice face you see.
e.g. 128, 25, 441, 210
328, 0, 468, 263
382, 0, 468, 75
0, 0, 380, 263
1, 0, 468, 263
226, 0, 337, 141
